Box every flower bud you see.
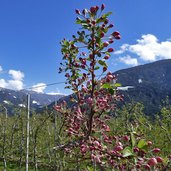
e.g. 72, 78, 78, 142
108, 48, 114, 52
148, 158, 158, 166
103, 41, 109, 47
100, 32, 105, 38
152, 148, 161, 153
104, 55, 110, 60
156, 156, 163, 163
90, 6, 97, 14
101, 4, 105, 11
75, 9, 80, 15
112, 31, 121, 39
108, 24, 114, 28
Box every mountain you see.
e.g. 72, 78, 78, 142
50, 59, 171, 115
115, 59, 171, 114
0, 88, 64, 115
1, 59, 171, 116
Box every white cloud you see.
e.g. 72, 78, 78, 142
8, 80, 24, 90
32, 83, 47, 93
0, 79, 7, 88
115, 34, 171, 62
9, 70, 24, 81
119, 55, 139, 66
0, 68, 24, 90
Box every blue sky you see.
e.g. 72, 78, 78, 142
0, 0, 171, 95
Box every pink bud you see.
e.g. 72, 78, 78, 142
75, 9, 80, 15
91, 153, 95, 159
101, 4, 105, 11
133, 147, 139, 153
115, 145, 123, 151
123, 135, 129, 141
90, 6, 97, 14
94, 140, 100, 147
152, 148, 161, 153
86, 19, 91, 23
86, 97, 93, 104
106, 74, 113, 80
95, 6, 99, 11
65, 73, 70, 77
103, 41, 109, 47
148, 158, 158, 166
81, 58, 86, 65
104, 55, 110, 60
112, 31, 121, 39
156, 156, 163, 163
147, 141, 153, 146
100, 32, 105, 38
103, 67, 107, 72
82, 9, 86, 15
144, 164, 150, 170
109, 39, 114, 43
92, 20, 96, 25
108, 24, 114, 28
104, 19, 109, 24
108, 48, 114, 52
105, 126, 110, 132
136, 164, 141, 169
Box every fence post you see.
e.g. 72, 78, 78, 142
26, 94, 30, 171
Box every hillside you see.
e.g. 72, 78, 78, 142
49, 59, 171, 115
1, 59, 171, 115
115, 59, 171, 114
0, 88, 64, 115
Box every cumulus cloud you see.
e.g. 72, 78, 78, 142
8, 80, 24, 90
115, 34, 171, 63
0, 68, 24, 90
31, 83, 47, 93
0, 79, 7, 88
119, 55, 139, 66
9, 70, 24, 81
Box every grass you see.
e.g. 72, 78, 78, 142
0, 162, 54, 171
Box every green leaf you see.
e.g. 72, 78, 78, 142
122, 147, 134, 157
94, 66, 100, 70
108, 88, 114, 95
101, 12, 112, 19
102, 83, 111, 89
130, 132, 136, 148
98, 60, 107, 67
105, 52, 111, 56
137, 139, 147, 149
87, 166, 93, 171
76, 17, 82, 24
163, 157, 169, 165
96, 36, 101, 44
115, 83, 122, 87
